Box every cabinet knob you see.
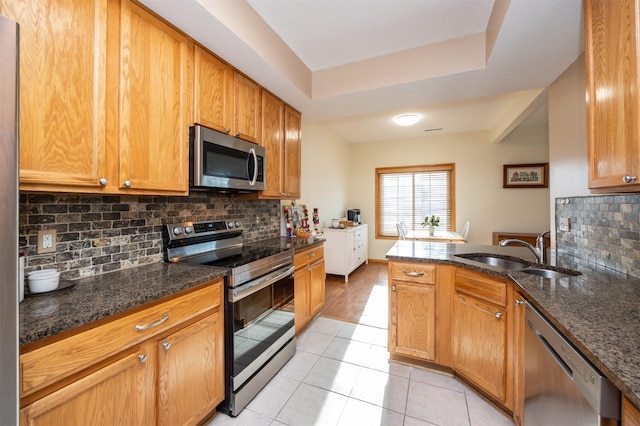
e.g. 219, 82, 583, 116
623, 175, 637, 184
515, 299, 524, 306
123, 180, 132, 188
162, 342, 171, 351
495, 312, 503, 319
99, 178, 108, 186
391, 285, 396, 291
234, 131, 240, 137
225, 128, 231, 134
138, 354, 148, 363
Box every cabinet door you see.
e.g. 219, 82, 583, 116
118, 0, 192, 194
294, 267, 311, 333
346, 231, 356, 271
389, 281, 436, 361
20, 347, 154, 426
232, 72, 260, 143
309, 259, 326, 317
4, 0, 109, 192
260, 91, 285, 197
283, 106, 301, 198
513, 292, 526, 426
157, 312, 224, 426
452, 293, 507, 402
194, 46, 233, 134
585, 0, 640, 190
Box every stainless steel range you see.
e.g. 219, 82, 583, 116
166, 220, 296, 417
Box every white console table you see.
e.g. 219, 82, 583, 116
322, 223, 368, 283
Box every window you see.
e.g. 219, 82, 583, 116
376, 164, 455, 238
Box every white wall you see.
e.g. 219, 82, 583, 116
289, 123, 351, 232
346, 132, 549, 259
547, 54, 590, 246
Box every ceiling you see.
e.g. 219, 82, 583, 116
140, 0, 584, 143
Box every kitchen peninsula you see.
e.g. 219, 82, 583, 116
386, 240, 640, 424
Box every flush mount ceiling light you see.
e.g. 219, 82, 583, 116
393, 114, 420, 126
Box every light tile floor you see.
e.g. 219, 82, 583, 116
208, 317, 515, 426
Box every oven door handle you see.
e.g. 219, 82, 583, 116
229, 264, 295, 302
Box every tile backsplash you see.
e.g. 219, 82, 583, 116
556, 194, 640, 278
20, 192, 281, 279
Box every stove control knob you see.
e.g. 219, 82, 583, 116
235, 221, 241, 228
172, 227, 182, 236
228, 222, 235, 228
184, 226, 193, 234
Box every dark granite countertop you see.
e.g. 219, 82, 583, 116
19, 262, 226, 348
19, 237, 325, 349
386, 240, 640, 410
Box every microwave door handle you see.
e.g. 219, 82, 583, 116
248, 148, 258, 186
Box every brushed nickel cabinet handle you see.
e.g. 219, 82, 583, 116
138, 354, 148, 363
623, 175, 637, 184
162, 342, 171, 351
391, 285, 397, 291
495, 312, 503, 319
123, 180, 132, 188
99, 178, 108, 186
307, 252, 315, 258
135, 313, 169, 331
402, 270, 424, 277
515, 299, 524, 306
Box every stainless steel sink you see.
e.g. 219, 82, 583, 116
518, 268, 580, 279
455, 254, 530, 270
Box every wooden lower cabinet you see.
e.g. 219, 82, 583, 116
452, 269, 513, 410
387, 262, 454, 364
20, 280, 224, 426
20, 347, 154, 426
294, 244, 325, 332
389, 279, 436, 361
623, 396, 640, 426
156, 312, 224, 426
512, 291, 526, 426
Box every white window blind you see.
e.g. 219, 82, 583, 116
376, 164, 454, 237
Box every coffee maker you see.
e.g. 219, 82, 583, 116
347, 209, 361, 224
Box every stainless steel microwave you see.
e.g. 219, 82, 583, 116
190, 125, 265, 192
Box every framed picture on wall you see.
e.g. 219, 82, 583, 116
503, 163, 548, 188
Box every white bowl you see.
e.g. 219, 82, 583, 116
28, 273, 60, 293
27, 269, 58, 278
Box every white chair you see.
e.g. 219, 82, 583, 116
400, 221, 408, 235
460, 221, 470, 241
396, 223, 407, 240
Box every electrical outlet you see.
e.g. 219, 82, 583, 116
559, 217, 570, 232
37, 229, 57, 254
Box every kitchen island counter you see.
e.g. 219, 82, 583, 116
386, 240, 640, 411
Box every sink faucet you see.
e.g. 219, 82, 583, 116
499, 230, 550, 264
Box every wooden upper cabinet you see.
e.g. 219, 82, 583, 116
243, 91, 301, 199
193, 46, 260, 143
232, 72, 261, 143
585, 0, 640, 191
261, 91, 285, 198
283, 106, 302, 198
4, 0, 109, 192
116, 0, 192, 194
194, 45, 232, 134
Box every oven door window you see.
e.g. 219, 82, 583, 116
232, 277, 294, 380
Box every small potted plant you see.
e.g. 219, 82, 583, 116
422, 215, 440, 235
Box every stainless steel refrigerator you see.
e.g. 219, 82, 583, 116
0, 15, 19, 426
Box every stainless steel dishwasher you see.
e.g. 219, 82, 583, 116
524, 302, 620, 426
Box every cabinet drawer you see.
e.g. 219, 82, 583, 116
390, 262, 436, 284
20, 280, 222, 397
294, 245, 324, 269
455, 269, 506, 306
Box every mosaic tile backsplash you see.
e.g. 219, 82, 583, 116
556, 194, 640, 278
20, 192, 281, 279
